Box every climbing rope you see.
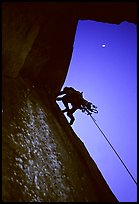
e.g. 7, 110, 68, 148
89, 114, 137, 186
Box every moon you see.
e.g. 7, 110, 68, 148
102, 44, 106, 48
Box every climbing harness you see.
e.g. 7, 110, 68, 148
81, 102, 98, 115
82, 104, 137, 186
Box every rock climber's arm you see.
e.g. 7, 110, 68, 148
56, 90, 65, 97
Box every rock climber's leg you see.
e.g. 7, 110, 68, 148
56, 97, 63, 101
61, 95, 70, 112
67, 106, 77, 125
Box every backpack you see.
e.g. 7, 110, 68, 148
64, 87, 83, 106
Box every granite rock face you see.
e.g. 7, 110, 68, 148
2, 77, 118, 202
2, 2, 136, 202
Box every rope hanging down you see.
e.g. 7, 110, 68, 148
89, 114, 137, 186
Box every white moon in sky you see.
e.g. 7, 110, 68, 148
102, 44, 106, 48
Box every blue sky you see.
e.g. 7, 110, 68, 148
57, 20, 137, 202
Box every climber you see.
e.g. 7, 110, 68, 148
56, 87, 94, 125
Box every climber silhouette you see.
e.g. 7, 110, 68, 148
56, 87, 94, 125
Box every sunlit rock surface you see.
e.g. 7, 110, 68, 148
3, 77, 72, 201
2, 77, 118, 202
3, 79, 58, 200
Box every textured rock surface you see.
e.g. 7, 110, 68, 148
2, 2, 136, 202
2, 77, 118, 202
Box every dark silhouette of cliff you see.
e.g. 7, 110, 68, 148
2, 2, 136, 202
